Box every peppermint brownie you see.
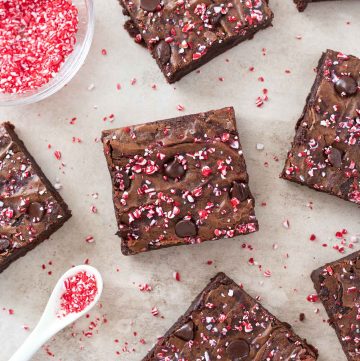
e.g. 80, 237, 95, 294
120, 0, 274, 83
0, 123, 71, 273
312, 251, 360, 361
281, 50, 360, 205
293, 0, 342, 12
142, 272, 318, 360
102, 107, 258, 255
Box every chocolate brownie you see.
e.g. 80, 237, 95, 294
102, 107, 258, 255
119, 0, 274, 83
293, 0, 340, 12
0, 123, 71, 273
281, 49, 360, 205
311, 251, 360, 361
142, 272, 318, 360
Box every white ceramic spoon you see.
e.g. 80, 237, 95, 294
9, 265, 103, 361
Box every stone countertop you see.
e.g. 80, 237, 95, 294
0, 0, 359, 360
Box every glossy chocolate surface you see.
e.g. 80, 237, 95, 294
102, 107, 258, 255
312, 251, 360, 361
119, 0, 273, 82
143, 272, 318, 360
0, 123, 71, 273
281, 49, 360, 205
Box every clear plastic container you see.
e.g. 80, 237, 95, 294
0, 0, 95, 107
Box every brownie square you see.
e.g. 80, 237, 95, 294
142, 272, 318, 360
0, 123, 71, 273
281, 49, 360, 205
311, 251, 360, 361
102, 107, 258, 255
119, 0, 273, 83
293, 0, 339, 12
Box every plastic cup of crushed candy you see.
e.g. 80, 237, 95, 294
0, 0, 94, 107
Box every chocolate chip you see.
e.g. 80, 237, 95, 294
336, 305, 351, 315
226, 339, 250, 360
175, 219, 197, 238
174, 321, 194, 341
0, 238, 10, 252
319, 287, 329, 299
233, 289, 244, 303
328, 148, 342, 168
164, 158, 186, 179
207, 4, 222, 25
140, 0, 160, 12
155, 41, 171, 65
27, 202, 45, 223
334, 76, 358, 96
230, 182, 249, 202
340, 177, 354, 198
120, 213, 130, 226
116, 171, 131, 190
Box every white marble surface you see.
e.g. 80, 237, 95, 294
0, 0, 360, 360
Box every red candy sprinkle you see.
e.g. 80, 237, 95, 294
54, 150, 62, 160
0, 0, 79, 94
306, 294, 319, 303
173, 271, 180, 281
59, 271, 97, 316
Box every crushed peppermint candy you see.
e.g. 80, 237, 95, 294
0, 0, 79, 94
59, 271, 97, 316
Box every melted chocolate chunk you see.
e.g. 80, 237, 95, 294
328, 148, 342, 168
319, 286, 329, 299
230, 182, 249, 202
207, 4, 223, 26
120, 213, 130, 226
175, 219, 197, 238
164, 158, 186, 179
227, 339, 250, 360
155, 41, 171, 65
27, 202, 45, 223
0, 238, 10, 252
174, 321, 194, 341
334, 76, 358, 96
233, 289, 245, 303
139, 0, 160, 12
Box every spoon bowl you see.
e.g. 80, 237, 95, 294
9, 265, 103, 361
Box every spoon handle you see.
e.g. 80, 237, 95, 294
8, 324, 50, 361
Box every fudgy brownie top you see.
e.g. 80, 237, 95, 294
281, 49, 360, 205
0, 123, 71, 271
102, 107, 258, 255
119, 0, 273, 81
143, 272, 318, 360
312, 251, 360, 361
